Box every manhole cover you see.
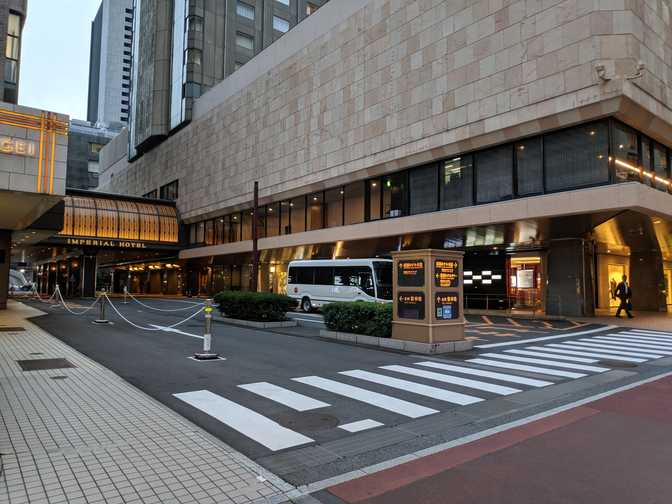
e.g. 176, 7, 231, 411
272, 412, 339, 432
598, 360, 637, 368
50, 375, 68, 380
17, 358, 76, 371
0, 326, 25, 332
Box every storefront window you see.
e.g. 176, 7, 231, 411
229, 213, 241, 242
382, 172, 407, 218
325, 187, 343, 228
410, 164, 437, 215
544, 122, 608, 192
204, 220, 214, 245
280, 200, 291, 234
368, 179, 381, 220
344, 181, 364, 225
196, 221, 205, 243
214, 217, 224, 244
515, 138, 543, 196
476, 145, 513, 203
612, 122, 640, 182
290, 196, 305, 233
653, 143, 669, 192
242, 210, 253, 240
266, 203, 280, 237
307, 192, 323, 230
440, 155, 473, 210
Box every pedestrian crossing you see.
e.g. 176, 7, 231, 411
172, 328, 672, 453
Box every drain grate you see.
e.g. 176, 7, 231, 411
0, 326, 25, 332
598, 360, 637, 368
17, 358, 75, 371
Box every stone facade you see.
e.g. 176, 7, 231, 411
101, 0, 672, 224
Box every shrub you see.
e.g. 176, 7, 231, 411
213, 291, 298, 322
322, 302, 392, 338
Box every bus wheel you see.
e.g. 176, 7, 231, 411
301, 297, 313, 313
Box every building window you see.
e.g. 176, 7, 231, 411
325, 187, 344, 228
89, 143, 104, 155
409, 164, 438, 215
515, 138, 543, 196
143, 190, 158, 199
236, 33, 254, 51
187, 15, 203, 32
159, 180, 179, 201
214, 217, 224, 244
612, 122, 639, 182
653, 142, 669, 192
276, 0, 290, 5
87, 161, 100, 174
236, 1, 255, 20
205, 220, 214, 245
544, 122, 608, 192
306, 2, 319, 15
476, 145, 513, 204
307, 192, 323, 230
368, 179, 381, 221
290, 196, 306, 233
273, 16, 290, 33
440, 156, 473, 210
382, 172, 407, 218
4, 12, 21, 84
266, 203, 280, 237
241, 210, 253, 240
234, 61, 244, 71
344, 181, 365, 225
229, 213, 241, 242
280, 201, 291, 234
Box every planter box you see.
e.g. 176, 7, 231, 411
214, 315, 297, 329
319, 330, 473, 354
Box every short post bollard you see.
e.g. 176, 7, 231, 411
194, 299, 219, 360
123, 286, 128, 304
93, 290, 110, 324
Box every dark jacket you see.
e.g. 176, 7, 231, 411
615, 281, 632, 302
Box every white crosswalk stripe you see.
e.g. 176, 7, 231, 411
338, 419, 383, 432
292, 376, 439, 418
238, 382, 330, 411
629, 329, 672, 337
614, 332, 672, 343
591, 336, 672, 350
572, 340, 672, 355
505, 349, 600, 364
339, 370, 483, 405
466, 358, 587, 379
545, 343, 657, 361
173, 390, 314, 451
379, 365, 522, 395
478, 353, 608, 373
415, 361, 553, 387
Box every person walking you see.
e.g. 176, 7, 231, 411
615, 274, 634, 319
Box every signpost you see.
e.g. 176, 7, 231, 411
391, 249, 468, 352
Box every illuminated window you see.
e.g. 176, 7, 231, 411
440, 156, 473, 210
276, 0, 290, 5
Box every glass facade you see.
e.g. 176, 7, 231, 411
186, 118, 672, 248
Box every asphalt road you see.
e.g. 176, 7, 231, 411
26, 297, 672, 486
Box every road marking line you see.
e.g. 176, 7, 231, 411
479, 353, 608, 373
542, 321, 553, 329
506, 318, 523, 327
573, 340, 672, 355
238, 382, 330, 411
338, 419, 383, 433
617, 331, 672, 342
292, 376, 438, 418
380, 365, 521, 396
340, 370, 483, 406
630, 329, 672, 336
150, 324, 203, 339
593, 336, 672, 350
173, 390, 313, 451
505, 349, 599, 364
545, 344, 656, 361
482, 315, 493, 325
415, 361, 552, 387
466, 358, 586, 379
475, 325, 616, 349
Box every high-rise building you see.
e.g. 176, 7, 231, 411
128, 0, 328, 156
66, 120, 120, 190
87, 0, 134, 127
0, 0, 26, 104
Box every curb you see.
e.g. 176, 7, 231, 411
213, 315, 298, 329
319, 329, 473, 354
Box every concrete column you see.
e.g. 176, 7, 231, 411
546, 238, 595, 317
0, 230, 10, 310
630, 250, 667, 311
81, 255, 97, 297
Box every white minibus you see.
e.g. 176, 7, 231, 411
287, 259, 393, 312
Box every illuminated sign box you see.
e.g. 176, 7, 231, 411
0, 137, 36, 157
397, 292, 425, 320
435, 293, 460, 320
398, 259, 425, 287
434, 259, 459, 288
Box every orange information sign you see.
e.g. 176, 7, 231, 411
434, 259, 459, 288
398, 259, 425, 287
435, 293, 459, 320
397, 292, 425, 320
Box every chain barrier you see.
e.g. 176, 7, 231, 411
52, 286, 103, 316
28, 285, 58, 304
126, 291, 206, 312
103, 294, 205, 331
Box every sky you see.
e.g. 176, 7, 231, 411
20, 0, 102, 121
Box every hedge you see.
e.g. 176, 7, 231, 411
213, 291, 297, 322
322, 302, 392, 338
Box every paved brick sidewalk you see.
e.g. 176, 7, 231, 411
0, 301, 294, 504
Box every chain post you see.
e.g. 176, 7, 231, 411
194, 299, 219, 360
123, 286, 128, 304
93, 289, 110, 324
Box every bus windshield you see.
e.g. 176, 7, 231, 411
373, 261, 393, 300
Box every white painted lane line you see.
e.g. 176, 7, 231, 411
616, 332, 672, 343
505, 349, 599, 364
474, 325, 615, 349
238, 382, 330, 412
380, 365, 521, 396
592, 336, 672, 350
415, 361, 552, 388
338, 419, 383, 433
630, 329, 672, 336
340, 370, 483, 406
573, 340, 672, 355
173, 390, 313, 451
546, 344, 656, 361
478, 353, 608, 373
150, 324, 203, 339
292, 376, 438, 418
466, 358, 586, 379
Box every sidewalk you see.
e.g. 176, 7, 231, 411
0, 301, 293, 504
